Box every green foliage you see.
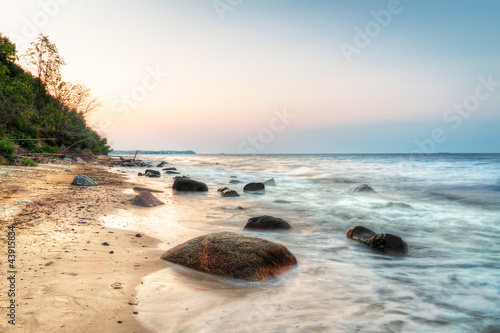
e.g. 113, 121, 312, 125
22, 157, 38, 167
0, 32, 110, 159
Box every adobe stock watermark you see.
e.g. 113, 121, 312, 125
96, 65, 168, 136
339, 0, 411, 64
10, 0, 72, 48
213, 0, 243, 21
412, 74, 499, 156
237, 107, 295, 154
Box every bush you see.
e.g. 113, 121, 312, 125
0, 139, 16, 156
22, 157, 37, 167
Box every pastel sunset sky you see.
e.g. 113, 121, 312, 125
1, 0, 499, 153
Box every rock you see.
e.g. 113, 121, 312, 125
346, 226, 376, 242
65, 169, 73, 172
263, 178, 276, 186
148, 174, 161, 178
135, 233, 142, 238
236, 206, 245, 210
102, 242, 110, 246
162, 167, 177, 171
138, 172, 144, 176
243, 182, 265, 192
161, 232, 297, 282
166, 170, 181, 175
221, 189, 240, 197
71, 175, 98, 186
346, 226, 408, 255
157, 161, 168, 167
354, 184, 376, 193
173, 175, 189, 181
230, 179, 243, 184
274, 200, 291, 204
217, 187, 229, 192
386, 202, 413, 209
244, 215, 291, 231
133, 186, 164, 193
173, 178, 208, 192
75, 157, 86, 164
367, 233, 408, 255
132, 191, 165, 207
230, 176, 237, 179
145, 169, 161, 177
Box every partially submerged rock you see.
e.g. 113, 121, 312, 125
132, 191, 165, 207
162, 167, 177, 171
346, 226, 408, 255
244, 215, 291, 231
386, 202, 413, 209
230, 179, 243, 184
166, 170, 181, 175
145, 169, 161, 178
244, 182, 265, 192
173, 178, 208, 192
133, 186, 164, 193
263, 178, 276, 186
71, 175, 98, 186
353, 184, 376, 194
221, 188, 240, 197
161, 232, 297, 282
157, 161, 168, 167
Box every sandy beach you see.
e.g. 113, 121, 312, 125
0, 162, 165, 332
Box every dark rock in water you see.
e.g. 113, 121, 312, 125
221, 188, 240, 197
162, 167, 177, 171
386, 202, 413, 209
166, 170, 181, 175
173, 178, 208, 192
367, 233, 408, 255
145, 169, 160, 177
71, 175, 98, 186
263, 178, 276, 186
346, 226, 376, 243
236, 206, 245, 210
161, 232, 297, 282
148, 174, 161, 178
132, 191, 165, 207
244, 215, 291, 231
133, 186, 164, 193
173, 175, 189, 181
354, 184, 376, 193
274, 200, 291, 204
244, 182, 265, 192
138, 172, 144, 176
157, 161, 168, 167
230, 179, 243, 184
230, 176, 237, 179
217, 187, 229, 192
346, 226, 408, 255
65, 169, 73, 172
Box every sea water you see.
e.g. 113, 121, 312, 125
105, 154, 500, 332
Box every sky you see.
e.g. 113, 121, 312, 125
0, 0, 499, 153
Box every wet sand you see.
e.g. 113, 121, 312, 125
0, 163, 165, 332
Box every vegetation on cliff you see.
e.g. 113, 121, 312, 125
0, 32, 110, 165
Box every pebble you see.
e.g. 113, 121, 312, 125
102, 242, 109, 246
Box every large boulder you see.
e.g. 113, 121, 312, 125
353, 184, 376, 193
161, 232, 297, 282
244, 215, 291, 231
346, 226, 408, 255
132, 191, 165, 207
244, 182, 265, 192
173, 178, 208, 192
71, 175, 97, 186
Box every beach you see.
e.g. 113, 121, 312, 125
1, 154, 499, 332
0, 162, 165, 332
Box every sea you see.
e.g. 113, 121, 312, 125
104, 154, 500, 333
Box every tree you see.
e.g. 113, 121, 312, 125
24, 34, 66, 111
0, 33, 16, 75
